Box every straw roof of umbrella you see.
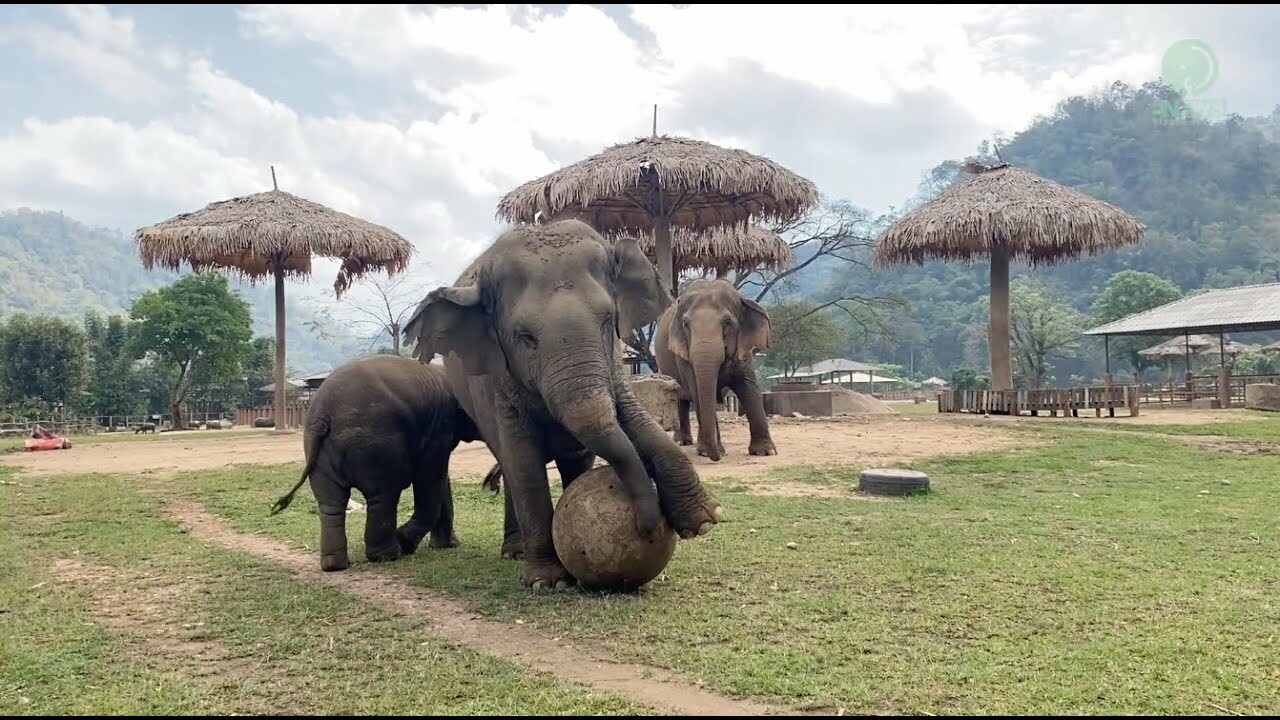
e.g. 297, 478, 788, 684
497, 135, 818, 231
625, 224, 792, 276
1137, 334, 1217, 358
1198, 340, 1255, 356
136, 189, 414, 297
1262, 340, 1280, 354
135, 181, 413, 431
874, 162, 1145, 267
495, 130, 817, 294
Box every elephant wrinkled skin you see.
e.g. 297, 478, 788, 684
655, 278, 776, 461
403, 220, 723, 589
270, 354, 481, 571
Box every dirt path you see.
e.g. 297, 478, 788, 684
3, 415, 1018, 490
163, 499, 813, 716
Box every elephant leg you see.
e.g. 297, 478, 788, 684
364, 491, 404, 563
497, 413, 571, 589
730, 369, 776, 456
675, 398, 694, 446
500, 484, 523, 560
429, 479, 457, 549
613, 372, 723, 539
554, 450, 595, 490
310, 473, 351, 572
397, 450, 450, 554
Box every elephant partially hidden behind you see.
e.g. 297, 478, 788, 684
403, 219, 723, 589
270, 354, 482, 571
654, 278, 776, 461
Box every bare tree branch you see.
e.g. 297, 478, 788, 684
307, 259, 438, 355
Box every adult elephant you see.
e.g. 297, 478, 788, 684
654, 278, 775, 461
403, 220, 723, 589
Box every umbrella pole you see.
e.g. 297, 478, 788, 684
654, 211, 674, 298
274, 263, 288, 431
988, 241, 1013, 392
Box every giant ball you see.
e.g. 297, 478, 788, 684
552, 465, 677, 592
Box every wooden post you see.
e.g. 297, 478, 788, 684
988, 241, 1013, 392
273, 262, 288, 431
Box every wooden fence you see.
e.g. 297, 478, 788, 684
939, 385, 1140, 417
234, 404, 309, 428
1139, 374, 1280, 408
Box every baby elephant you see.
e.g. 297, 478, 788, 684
134, 422, 156, 434
270, 354, 481, 571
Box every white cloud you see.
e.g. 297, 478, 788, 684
6, 3, 1276, 309
4, 5, 168, 101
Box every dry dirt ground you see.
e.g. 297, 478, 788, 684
1, 414, 1020, 485
1, 406, 1245, 485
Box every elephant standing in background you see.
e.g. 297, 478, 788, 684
403, 219, 723, 589
654, 278, 776, 461
269, 354, 482, 571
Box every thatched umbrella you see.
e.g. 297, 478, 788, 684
496, 128, 818, 293
135, 177, 413, 429
1262, 340, 1280, 355
631, 224, 792, 278
874, 161, 1144, 391
1138, 334, 1215, 379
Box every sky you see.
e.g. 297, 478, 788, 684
2, 4, 1278, 307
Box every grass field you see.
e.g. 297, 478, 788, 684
3, 410, 1279, 714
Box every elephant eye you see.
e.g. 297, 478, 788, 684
516, 330, 538, 348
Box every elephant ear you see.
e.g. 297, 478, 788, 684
667, 306, 691, 361
402, 285, 502, 376
609, 237, 672, 335
737, 295, 771, 363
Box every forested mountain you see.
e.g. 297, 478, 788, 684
0, 208, 360, 374
808, 81, 1280, 382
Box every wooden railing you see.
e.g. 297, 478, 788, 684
1139, 374, 1280, 407
235, 404, 309, 428
939, 385, 1139, 417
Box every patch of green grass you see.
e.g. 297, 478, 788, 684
1099, 412, 1280, 441
0, 470, 644, 715
198, 424, 1280, 714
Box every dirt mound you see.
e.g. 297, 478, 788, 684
829, 387, 895, 415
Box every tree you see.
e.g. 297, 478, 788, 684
240, 337, 276, 405
1007, 280, 1085, 388
84, 311, 140, 417
128, 273, 253, 428
309, 263, 436, 355
0, 313, 89, 415
1091, 270, 1183, 379
759, 301, 841, 379
736, 198, 899, 335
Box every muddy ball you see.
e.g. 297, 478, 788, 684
552, 465, 677, 592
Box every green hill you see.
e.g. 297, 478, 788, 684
808, 81, 1280, 381
0, 208, 362, 374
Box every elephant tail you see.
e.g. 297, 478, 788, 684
481, 463, 502, 494
271, 421, 325, 516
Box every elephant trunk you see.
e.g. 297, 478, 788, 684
544, 353, 662, 535
691, 334, 725, 461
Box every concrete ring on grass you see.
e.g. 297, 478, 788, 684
858, 468, 930, 496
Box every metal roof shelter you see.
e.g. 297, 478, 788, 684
1084, 283, 1280, 404
768, 358, 879, 382
1084, 283, 1280, 337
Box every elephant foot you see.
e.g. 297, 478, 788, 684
520, 558, 575, 590
365, 542, 403, 564
320, 552, 349, 572
749, 438, 777, 456
696, 441, 723, 462
396, 526, 426, 555
500, 533, 524, 560
674, 431, 693, 446
429, 532, 459, 549
659, 484, 724, 540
